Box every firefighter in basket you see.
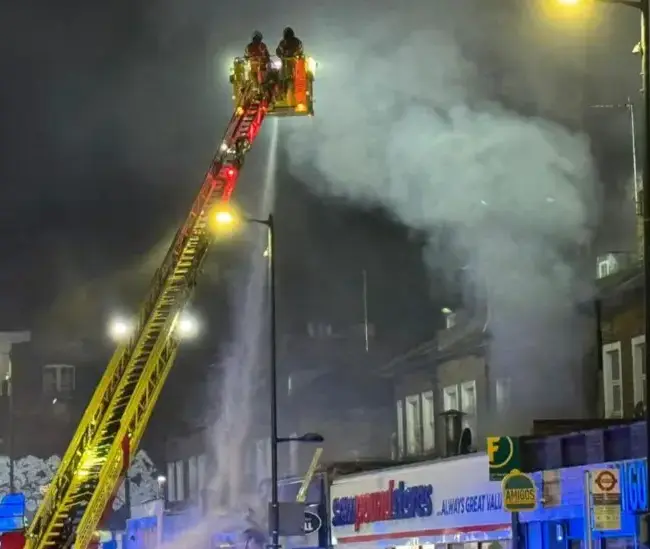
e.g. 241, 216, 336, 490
244, 31, 270, 87
275, 27, 303, 91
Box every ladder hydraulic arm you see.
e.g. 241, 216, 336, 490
25, 82, 271, 549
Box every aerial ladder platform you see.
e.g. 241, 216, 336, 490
14, 54, 315, 549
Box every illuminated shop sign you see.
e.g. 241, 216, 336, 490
436, 492, 503, 516
332, 480, 433, 531
613, 460, 648, 513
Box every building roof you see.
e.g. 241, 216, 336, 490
595, 262, 643, 302
379, 311, 488, 378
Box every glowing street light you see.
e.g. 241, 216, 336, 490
108, 316, 134, 342
214, 210, 235, 226
176, 312, 200, 340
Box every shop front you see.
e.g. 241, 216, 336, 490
521, 459, 648, 549
330, 455, 511, 549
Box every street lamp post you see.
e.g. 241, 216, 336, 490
212, 209, 323, 549
262, 214, 281, 549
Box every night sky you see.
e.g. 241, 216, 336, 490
0, 0, 643, 363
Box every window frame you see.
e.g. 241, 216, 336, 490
631, 335, 646, 408
598, 260, 611, 279
166, 461, 176, 501
421, 390, 435, 452
174, 459, 184, 501
460, 380, 477, 435
395, 399, 405, 458
42, 364, 76, 394
460, 380, 477, 416
188, 456, 198, 500
404, 394, 422, 455
443, 384, 459, 411
603, 342, 623, 418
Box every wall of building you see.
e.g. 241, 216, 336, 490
437, 354, 488, 451
392, 352, 488, 460
600, 295, 644, 419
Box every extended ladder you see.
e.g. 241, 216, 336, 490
25, 83, 270, 549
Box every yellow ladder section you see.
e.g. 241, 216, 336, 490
26, 88, 261, 549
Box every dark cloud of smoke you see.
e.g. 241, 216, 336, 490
283, 2, 600, 431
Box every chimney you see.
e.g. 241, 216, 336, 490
440, 410, 464, 457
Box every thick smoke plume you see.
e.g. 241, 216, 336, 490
285, 7, 598, 431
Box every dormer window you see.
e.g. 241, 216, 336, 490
445, 312, 456, 330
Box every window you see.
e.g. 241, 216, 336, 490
188, 456, 198, 500
598, 260, 612, 279
405, 394, 422, 455
395, 400, 405, 458
461, 381, 476, 415
175, 460, 184, 501
197, 453, 207, 509
445, 313, 457, 329
307, 322, 333, 337
166, 461, 176, 501
632, 335, 646, 409
496, 378, 511, 414
603, 342, 623, 418
422, 391, 435, 451
0, 356, 10, 396
461, 380, 477, 432
43, 364, 76, 395
443, 385, 459, 411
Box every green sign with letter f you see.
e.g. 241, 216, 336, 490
487, 436, 521, 481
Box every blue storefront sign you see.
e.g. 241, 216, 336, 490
516, 458, 650, 549
614, 459, 648, 513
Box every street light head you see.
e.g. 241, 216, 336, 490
298, 432, 325, 443
215, 210, 236, 226
209, 204, 245, 237
157, 475, 167, 484
108, 316, 134, 342
176, 312, 200, 340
